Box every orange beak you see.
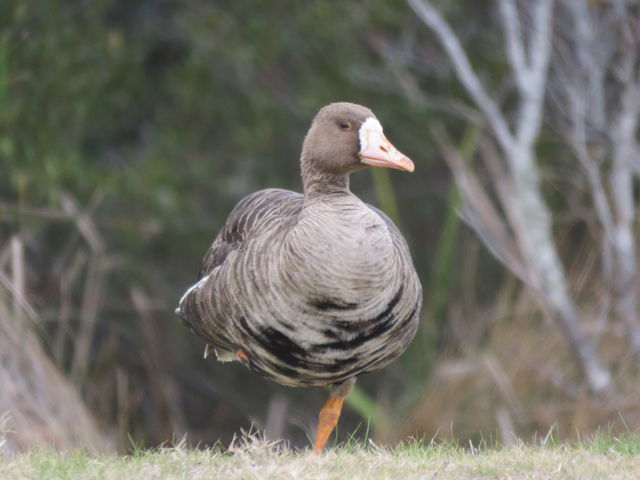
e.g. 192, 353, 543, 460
358, 126, 414, 172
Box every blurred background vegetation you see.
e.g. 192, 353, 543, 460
1, 0, 639, 453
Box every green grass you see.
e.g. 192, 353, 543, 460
2, 434, 640, 480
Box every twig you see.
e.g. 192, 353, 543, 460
10, 236, 25, 326
70, 256, 107, 382
0, 271, 38, 324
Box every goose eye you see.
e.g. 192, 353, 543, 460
338, 121, 351, 131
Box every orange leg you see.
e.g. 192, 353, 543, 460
313, 396, 344, 454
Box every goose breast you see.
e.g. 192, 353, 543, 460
180, 191, 421, 387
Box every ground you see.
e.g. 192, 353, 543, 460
1, 434, 640, 479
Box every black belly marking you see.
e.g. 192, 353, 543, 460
313, 285, 405, 352
267, 360, 302, 379
310, 297, 358, 311
257, 326, 307, 368
372, 285, 403, 322
316, 314, 396, 351
230, 286, 417, 386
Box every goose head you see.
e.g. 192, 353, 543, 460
300, 103, 414, 187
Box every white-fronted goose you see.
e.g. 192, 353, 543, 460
176, 102, 422, 453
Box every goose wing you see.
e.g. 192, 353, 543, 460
198, 188, 303, 278
176, 188, 303, 352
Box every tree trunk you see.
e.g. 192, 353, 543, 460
508, 147, 612, 393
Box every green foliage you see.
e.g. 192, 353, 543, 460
1, 0, 440, 266
0, 0, 521, 450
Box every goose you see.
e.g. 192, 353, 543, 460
176, 102, 422, 453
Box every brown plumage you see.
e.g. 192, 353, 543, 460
176, 102, 422, 452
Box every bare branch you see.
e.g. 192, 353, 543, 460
552, 0, 640, 356
498, 0, 528, 88
529, 0, 555, 76
407, 0, 515, 152
478, 136, 535, 274
610, 81, 640, 352
348, 66, 486, 126
565, 0, 606, 127
565, 88, 614, 335
431, 127, 529, 282
411, 0, 613, 393
515, 0, 555, 147
566, 87, 615, 240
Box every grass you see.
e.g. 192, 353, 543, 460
1, 434, 640, 480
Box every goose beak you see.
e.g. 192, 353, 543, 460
358, 122, 414, 172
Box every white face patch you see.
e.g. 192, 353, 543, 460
358, 117, 384, 152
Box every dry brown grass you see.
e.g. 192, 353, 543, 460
0, 235, 110, 454
0, 302, 111, 453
